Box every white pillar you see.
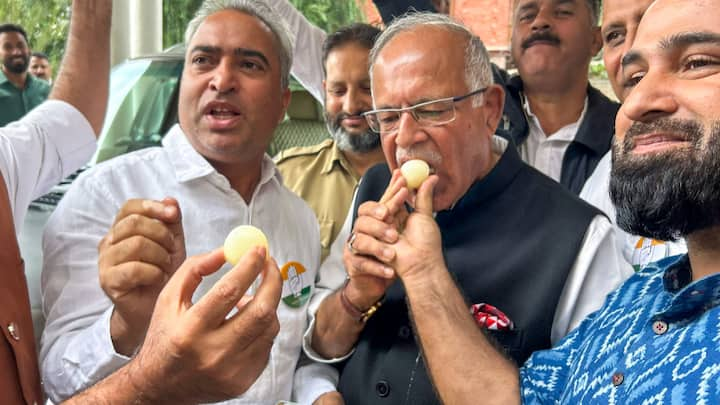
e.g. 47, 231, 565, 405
130, 0, 163, 58
110, 0, 132, 67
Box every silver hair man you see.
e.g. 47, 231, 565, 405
369, 12, 493, 106
185, 0, 294, 89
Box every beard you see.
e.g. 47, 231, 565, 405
3, 54, 29, 74
325, 110, 380, 153
610, 118, 720, 241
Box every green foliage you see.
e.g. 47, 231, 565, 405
589, 60, 608, 80
288, 0, 365, 33
0, 0, 71, 80
163, 0, 204, 48
163, 0, 366, 47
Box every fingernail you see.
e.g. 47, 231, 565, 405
383, 248, 394, 261
164, 206, 175, 216
385, 229, 398, 241
383, 267, 394, 278
375, 207, 385, 217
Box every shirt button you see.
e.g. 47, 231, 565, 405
652, 320, 668, 335
398, 325, 411, 339
376, 380, 391, 397
7, 323, 19, 341
612, 372, 624, 387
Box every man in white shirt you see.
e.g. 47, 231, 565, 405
579, 0, 687, 270
40, 1, 337, 404
3, 1, 288, 404
496, 0, 619, 194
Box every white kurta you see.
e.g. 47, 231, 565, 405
40, 125, 331, 404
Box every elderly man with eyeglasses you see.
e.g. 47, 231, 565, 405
299, 12, 633, 405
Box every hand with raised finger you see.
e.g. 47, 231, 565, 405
126, 247, 282, 404
342, 170, 411, 309
98, 197, 186, 356
393, 175, 446, 283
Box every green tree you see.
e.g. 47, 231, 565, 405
163, 0, 204, 48
163, 0, 365, 47
287, 0, 365, 33
0, 0, 71, 80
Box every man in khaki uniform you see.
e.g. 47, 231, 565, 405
276, 23, 385, 261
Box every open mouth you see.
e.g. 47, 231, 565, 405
208, 107, 239, 118
203, 102, 242, 129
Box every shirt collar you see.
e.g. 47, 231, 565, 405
653, 254, 720, 324
0, 70, 8, 85
521, 93, 589, 141
162, 124, 281, 187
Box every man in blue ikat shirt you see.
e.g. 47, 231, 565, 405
373, 0, 720, 403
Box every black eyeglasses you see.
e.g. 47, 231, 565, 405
363, 88, 487, 134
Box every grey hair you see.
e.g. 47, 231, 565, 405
184, 0, 294, 89
369, 12, 493, 107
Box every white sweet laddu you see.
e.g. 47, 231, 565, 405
401, 159, 430, 189
223, 225, 269, 265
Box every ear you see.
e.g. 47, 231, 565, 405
590, 26, 603, 57
481, 84, 506, 135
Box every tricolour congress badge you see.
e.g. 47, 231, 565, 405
631, 237, 669, 271
280, 261, 311, 308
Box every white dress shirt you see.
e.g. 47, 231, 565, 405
40, 125, 333, 404
519, 96, 588, 182
302, 136, 635, 364
0, 100, 96, 229
580, 151, 687, 270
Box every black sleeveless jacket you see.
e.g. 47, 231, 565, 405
339, 141, 602, 405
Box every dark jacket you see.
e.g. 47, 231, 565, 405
340, 142, 603, 405
493, 66, 619, 195
372, 0, 437, 24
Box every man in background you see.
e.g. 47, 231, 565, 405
276, 23, 385, 262
497, 0, 618, 194
0, 23, 50, 126
29, 51, 52, 84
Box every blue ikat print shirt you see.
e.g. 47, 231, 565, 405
520, 254, 720, 404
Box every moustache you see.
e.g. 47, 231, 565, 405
332, 111, 368, 125
622, 118, 703, 151
396, 147, 442, 167
521, 31, 561, 50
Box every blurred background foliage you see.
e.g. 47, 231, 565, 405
0, 0, 71, 77
163, 0, 365, 47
